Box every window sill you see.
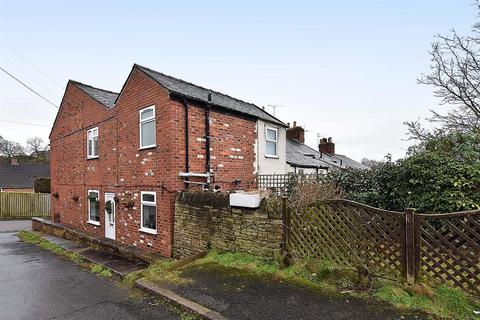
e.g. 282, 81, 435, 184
138, 145, 157, 151
139, 227, 157, 235
87, 156, 99, 160
265, 155, 279, 159
87, 220, 100, 226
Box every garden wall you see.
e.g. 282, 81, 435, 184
173, 192, 283, 260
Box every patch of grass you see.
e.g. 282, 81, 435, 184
375, 284, 479, 320
192, 250, 280, 275
122, 259, 191, 287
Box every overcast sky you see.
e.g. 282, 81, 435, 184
0, 1, 476, 161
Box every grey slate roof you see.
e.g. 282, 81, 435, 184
70, 81, 119, 108
286, 139, 369, 170
135, 64, 286, 126
0, 163, 50, 189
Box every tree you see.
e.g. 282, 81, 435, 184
405, 2, 480, 139
0, 138, 24, 159
26, 137, 45, 157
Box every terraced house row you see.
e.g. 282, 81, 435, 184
49, 64, 288, 256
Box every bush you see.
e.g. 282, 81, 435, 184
328, 131, 480, 213
34, 178, 51, 193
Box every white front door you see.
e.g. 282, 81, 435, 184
104, 193, 116, 240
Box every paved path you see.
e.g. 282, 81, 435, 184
0, 221, 180, 320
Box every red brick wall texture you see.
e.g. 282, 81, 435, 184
49, 67, 257, 256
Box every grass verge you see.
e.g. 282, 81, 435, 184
17, 230, 113, 279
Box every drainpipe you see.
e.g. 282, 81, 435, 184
182, 98, 190, 188
205, 92, 212, 186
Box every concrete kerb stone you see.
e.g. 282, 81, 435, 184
135, 278, 227, 320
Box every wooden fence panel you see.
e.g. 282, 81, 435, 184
418, 211, 480, 295
288, 199, 405, 279
0, 192, 50, 219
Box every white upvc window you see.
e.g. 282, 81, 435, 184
87, 127, 99, 159
140, 191, 157, 234
87, 190, 100, 225
139, 106, 156, 149
265, 127, 278, 157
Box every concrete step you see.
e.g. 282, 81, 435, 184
42, 234, 148, 278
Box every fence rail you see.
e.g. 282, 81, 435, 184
0, 192, 50, 219
286, 199, 480, 296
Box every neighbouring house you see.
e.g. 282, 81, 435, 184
0, 158, 50, 192
285, 122, 368, 174
49, 64, 287, 256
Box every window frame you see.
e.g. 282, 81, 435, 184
139, 105, 156, 150
87, 189, 100, 226
140, 191, 157, 234
265, 126, 278, 158
86, 127, 99, 159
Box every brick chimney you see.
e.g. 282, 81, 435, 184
286, 121, 305, 144
319, 137, 335, 155
10, 158, 18, 166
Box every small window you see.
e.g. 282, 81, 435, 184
140, 191, 157, 234
87, 127, 99, 159
265, 127, 278, 157
87, 190, 100, 225
139, 106, 156, 149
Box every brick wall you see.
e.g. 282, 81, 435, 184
49, 66, 259, 257
173, 192, 284, 260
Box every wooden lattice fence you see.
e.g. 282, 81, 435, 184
288, 199, 405, 279
286, 199, 480, 296
257, 173, 322, 195
418, 211, 480, 295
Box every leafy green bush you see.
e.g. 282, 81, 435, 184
328, 131, 480, 213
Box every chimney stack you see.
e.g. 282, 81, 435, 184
10, 158, 18, 166
286, 121, 305, 144
319, 137, 335, 155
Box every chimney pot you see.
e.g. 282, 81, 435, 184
10, 158, 18, 166
286, 121, 305, 144
319, 137, 335, 155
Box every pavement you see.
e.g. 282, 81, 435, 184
161, 263, 427, 320
0, 220, 181, 320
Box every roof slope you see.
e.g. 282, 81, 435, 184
0, 163, 50, 189
286, 139, 368, 170
70, 81, 119, 108
135, 64, 286, 126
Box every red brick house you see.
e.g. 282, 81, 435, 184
50, 64, 286, 256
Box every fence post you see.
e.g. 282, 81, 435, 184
402, 208, 419, 284
281, 196, 291, 266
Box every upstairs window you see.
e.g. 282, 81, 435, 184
87, 127, 99, 159
265, 127, 278, 157
139, 106, 156, 149
87, 190, 100, 225
140, 191, 157, 234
